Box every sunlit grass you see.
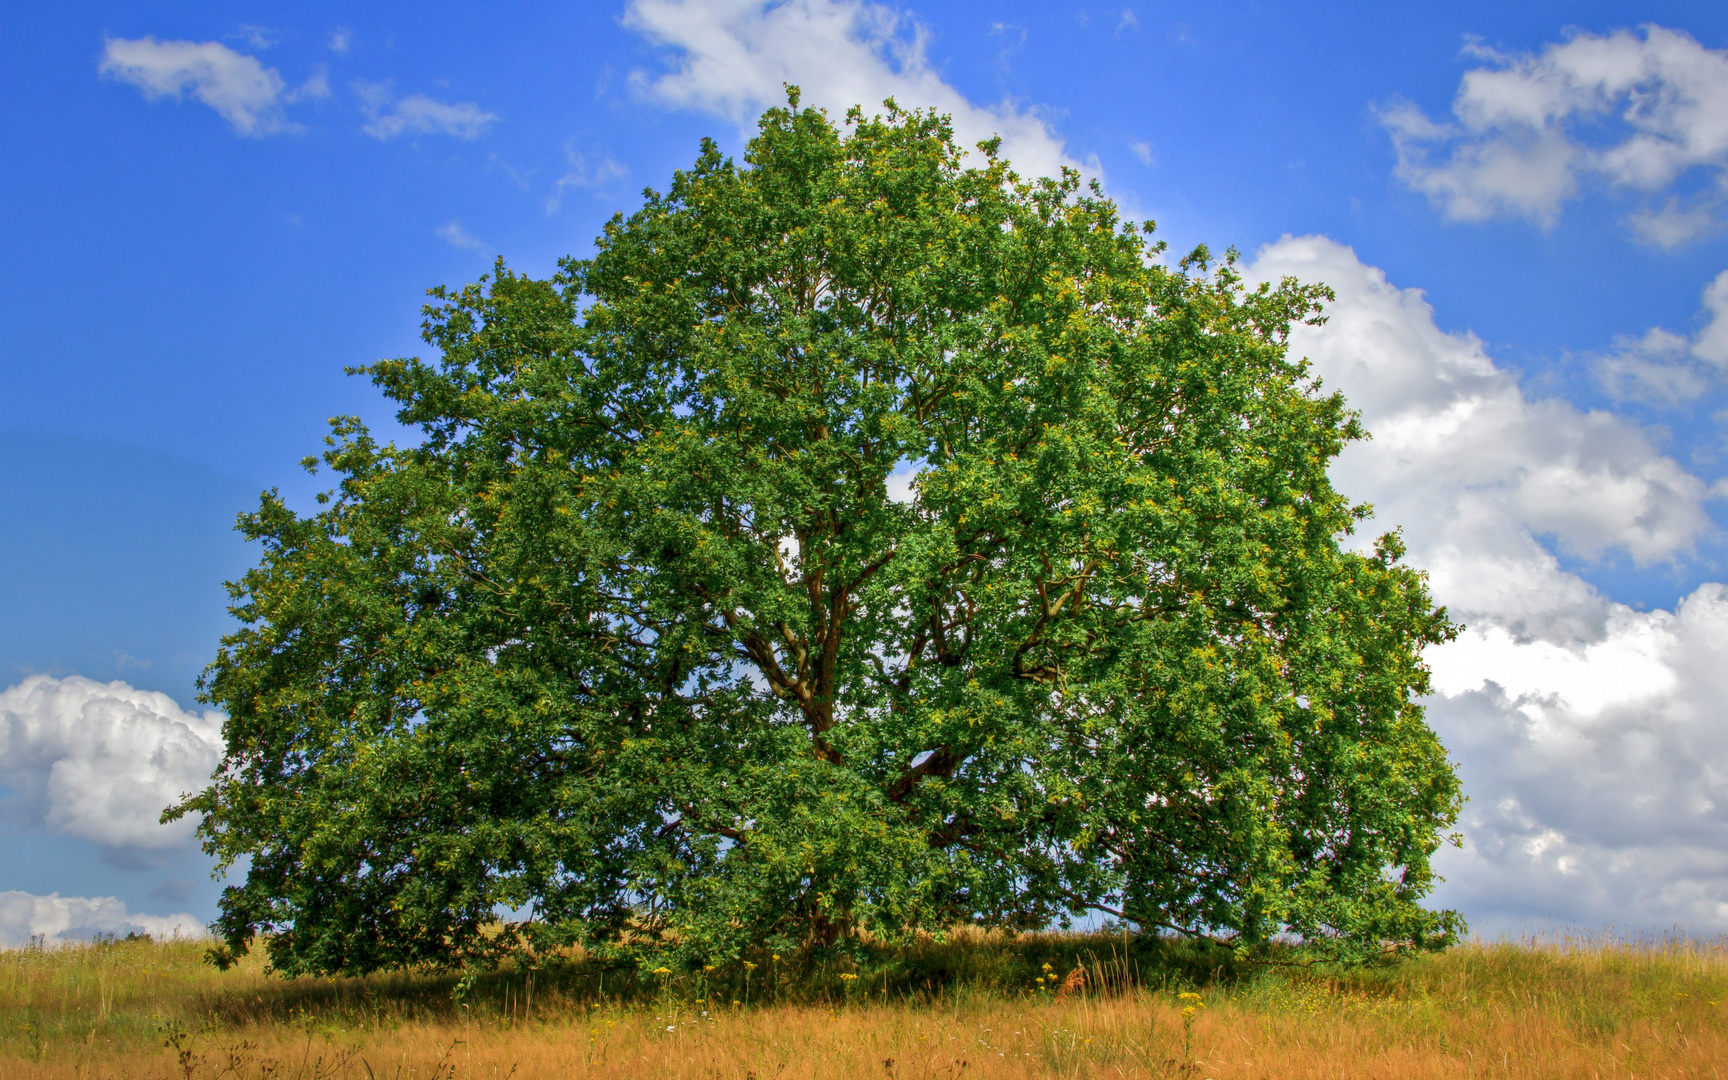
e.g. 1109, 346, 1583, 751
3, 930, 1725, 1077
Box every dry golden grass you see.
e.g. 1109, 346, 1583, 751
3, 931, 1725, 1079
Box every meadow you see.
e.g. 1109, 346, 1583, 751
2, 929, 1724, 1079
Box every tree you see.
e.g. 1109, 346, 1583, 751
174, 94, 1463, 978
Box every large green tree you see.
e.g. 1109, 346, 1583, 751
175, 95, 1463, 977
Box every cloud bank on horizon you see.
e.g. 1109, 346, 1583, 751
0, 891, 203, 947
17, 2, 1726, 940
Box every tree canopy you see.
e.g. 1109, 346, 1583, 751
175, 94, 1463, 978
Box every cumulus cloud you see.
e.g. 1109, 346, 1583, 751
1424, 590, 1728, 932
1254, 237, 1711, 624
0, 676, 223, 851
357, 82, 498, 140
0, 891, 203, 946
1382, 25, 1728, 241
622, 0, 1085, 180
1249, 235, 1728, 932
99, 36, 292, 136
1594, 269, 1728, 402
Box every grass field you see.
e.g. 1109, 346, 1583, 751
2, 929, 1724, 1079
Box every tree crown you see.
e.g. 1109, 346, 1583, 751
178, 96, 1462, 977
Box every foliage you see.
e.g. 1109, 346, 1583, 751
174, 92, 1462, 977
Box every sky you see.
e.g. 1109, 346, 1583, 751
4, 0, 1728, 943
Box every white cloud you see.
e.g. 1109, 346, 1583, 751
436, 220, 489, 251
1383, 26, 1728, 239
289, 65, 332, 105
1380, 97, 1578, 227
622, 0, 1085, 180
1425, 590, 1728, 933
328, 29, 353, 55
1254, 236, 1710, 614
1594, 327, 1707, 403
357, 83, 498, 140
1248, 235, 1728, 932
1594, 268, 1728, 402
1629, 196, 1720, 249
1128, 138, 1154, 166
0, 675, 223, 850
1696, 269, 1728, 365
0, 891, 203, 946
99, 36, 291, 136
885, 460, 919, 504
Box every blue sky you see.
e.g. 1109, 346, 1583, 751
5, 0, 1728, 941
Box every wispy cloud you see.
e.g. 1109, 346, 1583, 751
1595, 270, 1728, 402
99, 35, 292, 136
357, 81, 499, 140
436, 219, 489, 251
288, 65, 330, 104
230, 25, 277, 51
1629, 197, 1722, 250
328, 28, 352, 55
546, 145, 629, 213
